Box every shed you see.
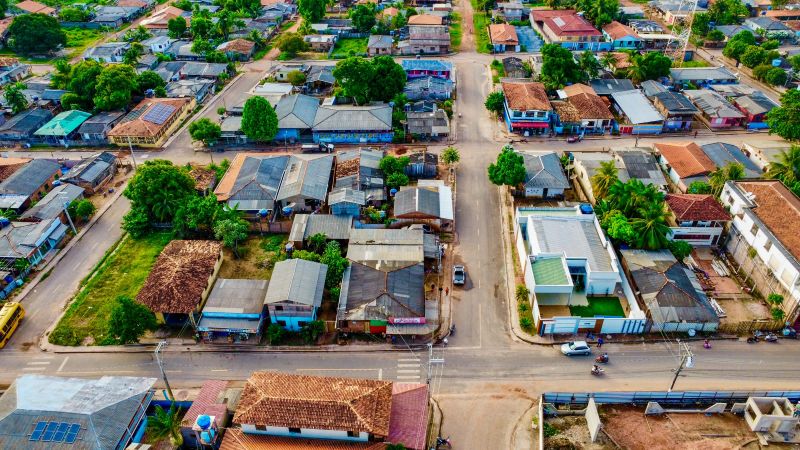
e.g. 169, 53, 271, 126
328, 187, 366, 217
61, 152, 117, 194
289, 214, 353, 247
197, 278, 269, 337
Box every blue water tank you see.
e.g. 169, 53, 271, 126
579, 204, 594, 215
53, 179, 62, 186
772, 59, 782, 67
15, 279, 23, 286
390, 188, 398, 196
197, 415, 211, 429
258, 208, 268, 218
0, 217, 10, 228
282, 206, 293, 215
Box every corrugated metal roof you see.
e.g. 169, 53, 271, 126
312, 104, 392, 131
347, 228, 425, 270
20, 183, 84, 221
0, 159, 60, 198
289, 214, 353, 242
401, 59, 452, 73
615, 148, 668, 187
700, 142, 761, 177
265, 259, 327, 307
337, 262, 425, 321
203, 278, 269, 314
276, 94, 320, 130
394, 187, 440, 218
521, 151, 570, 190
611, 90, 664, 124
34, 110, 92, 137
276, 154, 333, 202
328, 187, 366, 205
670, 67, 737, 82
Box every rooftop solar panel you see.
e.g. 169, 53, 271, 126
65, 423, 81, 444
42, 421, 58, 441
53, 422, 69, 442
143, 103, 177, 125
29, 421, 46, 441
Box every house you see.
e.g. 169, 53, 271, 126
20, 183, 85, 223
496, 1, 528, 21
551, 86, 614, 135
501, 80, 552, 134
288, 214, 352, 248
665, 193, 730, 246
401, 59, 453, 79
502, 56, 528, 78
0, 58, 30, 86
408, 13, 443, 25
0, 375, 155, 450
197, 279, 270, 340
333, 147, 386, 204
733, 93, 778, 127
393, 180, 454, 229
629, 19, 664, 34
276, 154, 334, 213
91, 6, 141, 26
61, 152, 117, 194
654, 142, 716, 192
403, 76, 455, 101
0, 157, 31, 182
0, 219, 69, 266
180, 380, 231, 448
407, 108, 450, 138
0, 159, 60, 212
0, 18, 13, 47
619, 5, 645, 19
489, 23, 520, 52
519, 150, 570, 198
170, 40, 203, 61
368, 34, 394, 55
745, 17, 793, 39
0, 109, 53, 144
328, 188, 366, 216
614, 148, 668, 190
572, 149, 666, 203
214, 153, 289, 216
622, 249, 720, 333
312, 104, 393, 144
304, 34, 337, 52
611, 90, 664, 135
249, 82, 294, 106
217, 39, 256, 61
179, 62, 230, 80
700, 142, 761, 178
253, 10, 284, 27
275, 94, 320, 142
83, 42, 130, 63
530, 9, 606, 51
408, 100, 438, 113
33, 110, 92, 145
602, 21, 641, 50
714, 24, 755, 40
76, 111, 125, 145
166, 79, 215, 102
140, 5, 187, 29
12, 0, 55, 15
304, 65, 335, 95
136, 240, 223, 326
682, 89, 746, 129
108, 97, 195, 147
742, 140, 791, 171
588, 78, 635, 97
669, 67, 738, 88
650, 90, 698, 132
348, 227, 439, 270
141, 35, 174, 54
400, 24, 451, 54
513, 206, 646, 335
650, 0, 707, 25
721, 180, 800, 321
265, 259, 327, 331
765, 9, 800, 20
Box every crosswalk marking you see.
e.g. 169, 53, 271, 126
28, 361, 51, 365
398, 363, 421, 368
22, 366, 47, 371
397, 375, 422, 380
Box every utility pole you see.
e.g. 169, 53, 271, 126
669, 341, 694, 392
127, 136, 138, 171
62, 201, 77, 235
154, 341, 175, 401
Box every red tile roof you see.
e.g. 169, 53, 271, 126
735, 180, 800, 262
181, 380, 229, 428
654, 142, 716, 178
562, 83, 596, 97
666, 194, 730, 221
541, 12, 601, 37
568, 93, 613, 120
220, 429, 388, 450
219, 38, 256, 55
15, 0, 55, 14
388, 383, 429, 450
530, 9, 578, 21
108, 97, 191, 138
408, 14, 442, 25
489, 23, 519, 45
501, 81, 550, 111
603, 21, 639, 40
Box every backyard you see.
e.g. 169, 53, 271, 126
64, 27, 107, 57
218, 234, 287, 279
49, 233, 172, 346
569, 296, 625, 318
330, 37, 368, 59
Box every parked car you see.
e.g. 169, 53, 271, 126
560, 341, 591, 356
453, 265, 465, 285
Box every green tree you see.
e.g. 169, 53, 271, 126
307, 232, 328, 254
62, 59, 103, 111
790, 54, 800, 72
722, 39, 750, 61
370, 55, 407, 102
667, 240, 693, 260
136, 70, 166, 94
147, 404, 184, 446
298, 0, 327, 23
601, 210, 635, 245
214, 10, 245, 40
378, 155, 410, 175
94, 64, 138, 111
123, 42, 144, 66
214, 217, 250, 258
709, 162, 745, 195
442, 146, 460, 165
386, 172, 410, 189
320, 241, 349, 289
241, 96, 279, 142
189, 118, 222, 145
488, 145, 526, 187
73, 199, 97, 221
276, 32, 309, 57
764, 67, 788, 86
191, 16, 213, 39
753, 63, 772, 81
485, 91, 505, 116
123, 160, 196, 230
204, 50, 228, 63
300, 320, 325, 344
4, 82, 28, 115
51, 59, 72, 90
333, 56, 376, 105
630, 205, 671, 250
691, 12, 711, 36
706, 29, 725, 42
167, 17, 187, 38
173, 194, 220, 237
59, 7, 88, 22
539, 43, 584, 90
122, 207, 151, 238
124, 25, 152, 42
0, 0, 6, 19
287, 70, 307, 86
579, 50, 601, 79
591, 160, 619, 200
741, 45, 768, 68
7, 13, 66, 56
107, 295, 157, 344
765, 146, 800, 183
351, 3, 377, 32
599, 51, 618, 69
294, 249, 322, 262
766, 90, 800, 141
708, 0, 749, 25
761, 39, 780, 50
627, 51, 671, 83
687, 181, 712, 194
266, 323, 285, 344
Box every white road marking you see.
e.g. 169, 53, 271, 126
57, 357, 69, 373
210, 369, 228, 372
32, 355, 54, 360
398, 363, 421, 368
397, 375, 422, 380
379, 368, 383, 380
22, 367, 47, 371
28, 361, 51, 365
398, 369, 421, 374
398, 358, 421, 362
479, 303, 483, 348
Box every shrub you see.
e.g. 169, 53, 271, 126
520, 317, 533, 330
266, 324, 285, 345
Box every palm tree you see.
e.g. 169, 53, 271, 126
591, 160, 619, 201
600, 52, 617, 71
709, 162, 745, 196
147, 404, 183, 446
630, 205, 671, 250
765, 146, 800, 184
626, 53, 648, 83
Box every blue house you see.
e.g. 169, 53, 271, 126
501, 81, 552, 135
275, 94, 320, 143
312, 104, 393, 144
265, 259, 328, 331
197, 278, 270, 341
602, 21, 642, 50
401, 59, 453, 80
611, 89, 664, 135
328, 187, 366, 217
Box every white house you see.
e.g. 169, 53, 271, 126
721, 180, 800, 321
665, 193, 730, 246
141, 36, 174, 54
519, 150, 570, 198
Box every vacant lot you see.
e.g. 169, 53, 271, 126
64, 27, 106, 56
218, 234, 287, 279
331, 38, 368, 58
49, 233, 172, 346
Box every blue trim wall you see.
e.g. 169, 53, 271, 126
273, 310, 317, 331
313, 131, 393, 143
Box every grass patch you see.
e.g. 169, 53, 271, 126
680, 59, 711, 68
218, 234, 288, 279
330, 37, 368, 59
64, 27, 106, 57
472, 10, 492, 54
253, 43, 273, 60
491, 58, 505, 83
450, 12, 462, 50
50, 233, 172, 346
569, 296, 625, 318
280, 20, 296, 31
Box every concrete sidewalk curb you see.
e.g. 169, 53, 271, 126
46, 344, 404, 354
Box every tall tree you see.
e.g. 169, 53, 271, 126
298, 0, 327, 23
442, 146, 460, 166
350, 3, 377, 32
276, 32, 309, 57
7, 13, 66, 56
765, 146, 800, 184
332, 56, 376, 105
630, 205, 671, 250
4, 82, 28, 115
189, 118, 222, 145
241, 96, 278, 141
708, 0, 749, 25
370, 55, 406, 102
484, 91, 505, 116
124, 25, 152, 42
136, 70, 166, 94
579, 50, 601, 79
708, 162, 744, 195
167, 17, 187, 38
123, 160, 196, 230
488, 145, 526, 187
214, 218, 249, 258
627, 52, 671, 83
191, 16, 213, 39
173, 194, 221, 237
147, 404, 184, 446
591, 160, 619, 200
123, 42, 143, 66
107, 296, 157, 344
320, 241, 349, 289
61, 59, 103, 111
94, 64, 138, 111
766, 89, 800, 141
539, 44, 584, 90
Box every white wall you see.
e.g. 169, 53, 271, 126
241, 425, 368, 442
668, 225, 723, 246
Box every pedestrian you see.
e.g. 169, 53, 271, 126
694, 130, 698, 138
445, 287, 449, 296
443, 337, 449, 346
597, 336, 604, 348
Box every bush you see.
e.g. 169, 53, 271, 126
518, 302, 529, 312
266, 324, 285, 345
520, 317, 533, 330
764, 67, 788, 86
515, 284, 530, 302
49, 325, 82, 346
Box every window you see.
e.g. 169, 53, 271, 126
274, 305, 283, 311
764, 240, 772, 251
512, 111, 522, 118
750, 223, 759, 236
255, 425, 266, 431
727, 195, 734, 205
297, 321, 307, 328
347, 431, 358, 437
289, 427, 301, 434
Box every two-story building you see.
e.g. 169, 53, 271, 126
602, 21, 642, 50
265, 259, 328, 331
531, 9, 607, 51
551, 83, 614, 135
665, 193, 730, 246
500, 80, 552, 135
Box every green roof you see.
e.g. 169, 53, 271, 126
34, 110, 92, 136
532, 257, 570, 286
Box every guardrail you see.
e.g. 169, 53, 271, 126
543, 390, 800, 407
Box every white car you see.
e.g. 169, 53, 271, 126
560, 341, 592, 356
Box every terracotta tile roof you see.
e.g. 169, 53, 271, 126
568, 92, 613, 120
219, 38, 256, 54
15, 0, 55, 14
136, 240, 222, 314
233, 371, 393, 437
735, 180, 800, 262
108, 97, 191, 138
141, 5, 187, 28
562, 83, 596, 97
603, 21, 639, 40
489, 23, 519, 45
552, 100, 581, 122
388, 383, 429, 450
190, 167, 216, 191
501, 81, 550, 111
0, 18, 13, 36
220, 429, 387, 450
182, 380, 230, 428
654, 142, 716, 178
541, 12, 601, 37
666, 194, 730, 221
0, 157, 31, 181
381, 7, 400, 17
408, 14, 442, 25
0, 57, 19, 67
117, 0, 149, 7
530, 9, 578, 21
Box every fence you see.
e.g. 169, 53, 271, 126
718, 319, 785, 335
543, 390, 800, 407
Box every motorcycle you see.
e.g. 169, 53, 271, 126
747, 336, 759, 344
591, 366, 605, 376
783, 327, 798, 339
595, 353, 609, 364
436, 436, 452, 449
703, 339, 711, 349
765, 333, 779, 343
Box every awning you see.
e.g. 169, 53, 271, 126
47, 223, 68, 243
513, 122, 550, 129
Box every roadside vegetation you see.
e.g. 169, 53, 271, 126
472, 8, 491, 54
330, 37, 368, 58
450, 12, 462, 50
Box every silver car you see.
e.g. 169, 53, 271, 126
560, 341, 592, 356
453, 265, 465, 285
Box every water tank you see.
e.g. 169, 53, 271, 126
15, 279, 23, 286
579, 204, 594, 215
197, 415, 211, 430
53, 179, 62, 186
0, 217, 10, 228
258, 208, 268, 218
390, 188, 398, 196
282, 206, 293, 216
772, 59, 782, 67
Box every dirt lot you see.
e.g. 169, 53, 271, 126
692, 248, 743, 296
718, 297, 771, 323
545, 415, 615, 450
218, 234, 286, 279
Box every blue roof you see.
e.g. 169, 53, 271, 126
700, 142, 761, 177
401, 59, 453, 73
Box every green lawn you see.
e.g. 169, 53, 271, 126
280, 20, 296, 31
569, 297, 626, 318
450, 12, 463, 50
64, 27, 106, 56
330, 37, 368, 59
49, 233, 172, 346
473, 11, 492, 54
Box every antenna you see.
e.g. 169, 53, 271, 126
665, 0, 699, 67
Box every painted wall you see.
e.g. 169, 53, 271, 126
313, 131, 393, 143
241, 424, 369, 441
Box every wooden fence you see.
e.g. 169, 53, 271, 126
717, 319, 785, 335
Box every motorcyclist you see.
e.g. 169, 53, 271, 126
591, 364, 600, 374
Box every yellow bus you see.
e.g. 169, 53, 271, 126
0, 302, 24, 349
